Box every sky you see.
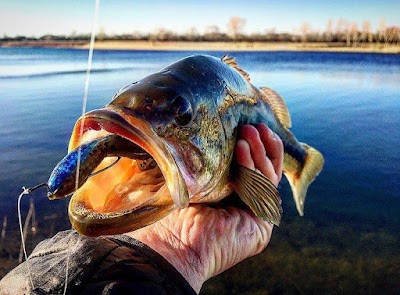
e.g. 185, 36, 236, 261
1, 0, 399, 37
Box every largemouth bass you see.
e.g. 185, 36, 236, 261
48, 55, 324, 236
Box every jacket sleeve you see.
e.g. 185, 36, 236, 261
0, 230, 196, 295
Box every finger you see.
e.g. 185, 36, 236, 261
256, 124, 284, 181
238, 125, 276, 182
235, 139, 255, 170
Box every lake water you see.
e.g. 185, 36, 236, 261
0, 47, 399, 292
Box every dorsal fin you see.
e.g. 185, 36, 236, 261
221, 55, 250, 82
260, 87, 292, 128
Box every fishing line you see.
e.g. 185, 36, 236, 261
75, 0, 101, 192
65, 1, 100, 294
18, 189, 34, 289
16, 151, 114, 289
16, 0, 101, 292
18, 189, 36, 289
17, 183, 50, 290
89, 156, 121, 177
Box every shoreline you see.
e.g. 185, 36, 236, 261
1, 40, 399, 54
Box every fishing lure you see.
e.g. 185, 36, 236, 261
47, 134, 150, 200
17, 133, 153, 290
20, 134, 150, 199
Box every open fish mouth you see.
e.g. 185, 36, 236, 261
67, 107, 188, 236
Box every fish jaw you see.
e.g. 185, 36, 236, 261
66, 107, 189, 236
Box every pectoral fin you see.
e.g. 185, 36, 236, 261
234, 165, 282, 226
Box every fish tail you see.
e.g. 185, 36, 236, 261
259, 86, 324, 215
283, 143, 324, 216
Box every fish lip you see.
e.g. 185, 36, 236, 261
67, 106, 189, 236
68, 199, 173, 237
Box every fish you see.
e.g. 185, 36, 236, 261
48, 55, 324, 237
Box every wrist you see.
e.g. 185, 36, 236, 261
128, 226, 206, 293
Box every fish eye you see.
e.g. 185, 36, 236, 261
172, 96, 193, 126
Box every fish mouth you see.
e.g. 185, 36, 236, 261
67, 107, 189, 236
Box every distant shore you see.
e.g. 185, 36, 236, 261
1, 40, 399, 54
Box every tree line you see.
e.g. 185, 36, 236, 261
2, 17, 399, 46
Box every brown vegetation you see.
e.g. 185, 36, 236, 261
2, 17, 399, 48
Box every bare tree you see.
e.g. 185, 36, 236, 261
97, 26, 106, 41
69, 30, 77, 40
203, 25, 224, 41
378, 18, 388, 45
386, 26, 400, 44
150, 28, 175, 41
264, 27, 277, 41
187, 26, 198, 36
299, 22, 311, 43
335, 18, 346, 39
185, 26, 199, 41
396, 26, 400, 45
343, 21, 352, 46
361, 21, 373, 43
227, 16, 246, 39
325, 19, 334, 42
131, 30, 144, 40
351, 22, 359, 46
205, 25, 220, 35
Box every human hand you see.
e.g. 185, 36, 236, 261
128, 124, 284, 293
